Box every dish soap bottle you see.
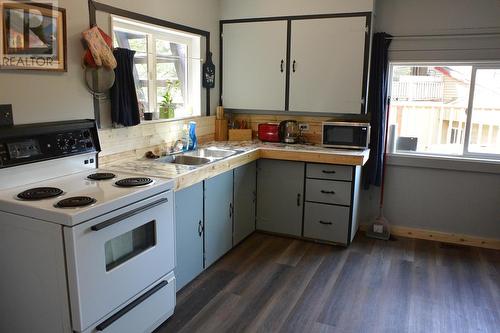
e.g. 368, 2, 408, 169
188, 121, 197, 150
181, 124, 190, 151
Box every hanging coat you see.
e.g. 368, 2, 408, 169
110, 48, 141, 127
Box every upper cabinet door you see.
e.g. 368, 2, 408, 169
222, 21, 287, 110
289, 16, 367, 113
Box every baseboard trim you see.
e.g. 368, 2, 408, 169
359, 224, 500, 250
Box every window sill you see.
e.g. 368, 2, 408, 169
386, 153, 500, 174
139, 115, 204, 125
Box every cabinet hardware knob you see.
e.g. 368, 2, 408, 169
322, 170, 336, 174
280, 59, 284, 72
320, 190, 336, 194
319, 220, 333, 225
292, 60, 296, 72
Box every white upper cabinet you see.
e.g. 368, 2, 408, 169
221, 14, 370, 114
222, 21, 287, 110
289, 16, 367, 113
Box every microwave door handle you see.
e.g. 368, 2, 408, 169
95, 279, 169, 331
90, 197, 169, 231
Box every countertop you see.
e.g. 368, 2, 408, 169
102, 141, 370, 191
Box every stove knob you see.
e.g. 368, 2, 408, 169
57, 139, 66, 149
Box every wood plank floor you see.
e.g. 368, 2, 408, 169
156, 232, 500, 333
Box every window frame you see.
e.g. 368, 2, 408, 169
387, 61, 500, 162
111, 15, 202, 121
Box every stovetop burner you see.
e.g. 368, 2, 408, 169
87, 172, 116, 180
115, 177, 153, 187
55, 196, 96, 208
17, 187, 64, 200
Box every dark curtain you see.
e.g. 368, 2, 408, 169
114, 31, 146, 104
363, 32, 392, 189
111, 48, 141, 127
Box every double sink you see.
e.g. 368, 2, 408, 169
155, 147, 239, 166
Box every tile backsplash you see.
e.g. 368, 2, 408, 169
98, 116, 215, 162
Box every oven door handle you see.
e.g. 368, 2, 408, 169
95, 279, 169, 331
91, 197, 169, 231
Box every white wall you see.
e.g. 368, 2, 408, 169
0, 0, 220, 125
359, 0, 500, 239
220, 0, 373, 19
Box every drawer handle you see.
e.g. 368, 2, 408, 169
198, 220, 203, 237
321, 170, 336, 174
297, 193, 301, 206
319, 220, 333, 225
280, 59, 284, 72
320, 190, 336, 194
95, 279, 169, 331
91, 197, 169, 231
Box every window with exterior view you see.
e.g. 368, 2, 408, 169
112, 16, 201, 122
388, 64, 500, 159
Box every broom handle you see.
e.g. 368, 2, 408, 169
379, 96, 391, 211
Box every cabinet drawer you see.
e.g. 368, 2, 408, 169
306, 163, 352, 181
303, 202, 349, 244
306, 179, 351, 206
83, 273, 175, 333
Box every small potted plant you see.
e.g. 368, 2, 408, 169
159, 80, 180, 119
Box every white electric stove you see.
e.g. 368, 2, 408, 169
0, 120, 176, 333
0, 168, 172, 225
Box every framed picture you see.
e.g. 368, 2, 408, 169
0, 1, 67, 71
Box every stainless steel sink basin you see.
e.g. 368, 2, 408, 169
184, 147, 237, 159
157, 155, 211, 165
154, 147, 240, 167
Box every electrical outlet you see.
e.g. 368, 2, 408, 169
0, 104, 13, 126
298, 123, 309, 132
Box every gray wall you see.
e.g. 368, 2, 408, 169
358, 0, 500, 239
376, 0, 500, 61
0, 0, 220, 126
220, 0, 373, 19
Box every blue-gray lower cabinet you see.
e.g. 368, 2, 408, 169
233, 161, 257, 245
174, 182, 204, 291
204, 170, 234, 267
256, 159, 305, 236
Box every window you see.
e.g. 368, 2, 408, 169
112, 16, 201, 121
388, 63, 500, 159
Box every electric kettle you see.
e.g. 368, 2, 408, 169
278, 120, 300, 143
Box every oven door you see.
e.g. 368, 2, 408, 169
322, 122, 370, 149
64, 191, 174, 332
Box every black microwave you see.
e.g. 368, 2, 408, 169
322, 122, 370, 149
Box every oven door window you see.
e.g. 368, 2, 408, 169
104, 220, 156, 271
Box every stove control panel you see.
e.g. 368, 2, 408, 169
0, 120, 100, 168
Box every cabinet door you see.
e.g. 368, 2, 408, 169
256, 159, 305, 236
175, 182, 204, 291
289, 16, 367, 113
204, 170, 233, 267
222, 21, 287, 110
233, 161, 257, 245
